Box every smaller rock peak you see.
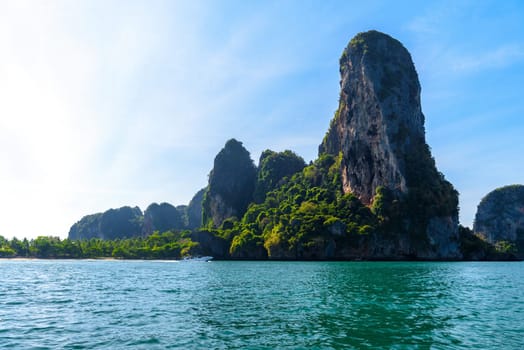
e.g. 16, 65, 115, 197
474, 184, 524, 258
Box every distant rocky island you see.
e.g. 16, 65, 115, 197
1, 30, 522, 260
68, 190, 205, 240
472, 185, 524, 259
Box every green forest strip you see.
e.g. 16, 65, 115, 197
0, 231, 198, 259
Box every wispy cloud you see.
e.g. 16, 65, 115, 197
450, 44, 524, 73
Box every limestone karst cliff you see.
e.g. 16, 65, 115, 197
186, 188, 206, 230
69, 206, 143, 240
68, 195, 201, 240
320, 31, 422, 203
65, 30, 494, 260
319, 30, 460, 259
474, 185, 524, 258
142, 202, 185, 236
202, 139, 257, 228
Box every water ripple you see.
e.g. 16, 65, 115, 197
0, 260, 523, 349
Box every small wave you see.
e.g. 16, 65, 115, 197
160, 289, 180, 294
24, 325, 58, 334
127, 337, 161, 346
49, 299, 74, 305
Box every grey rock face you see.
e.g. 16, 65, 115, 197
68, 213, 103, 240
320, 30, 424, 203
320, 30, 461, 259
189, 230, 230, 258
425, 216, 460, 259
186, 188, 205, 230
474, 185, 524, 255
205, 193, 235, 228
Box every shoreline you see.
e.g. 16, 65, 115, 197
1, 257, 521, 262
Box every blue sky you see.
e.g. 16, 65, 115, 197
0, 0, 523, 239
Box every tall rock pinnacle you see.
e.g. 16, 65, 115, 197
320, 30, 460, 259
320, 30, 425, 204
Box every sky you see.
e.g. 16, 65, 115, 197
0, 0, 523, 239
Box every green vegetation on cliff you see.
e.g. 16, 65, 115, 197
254, 149, 306, 202
403, 141, 459, 238
213, 147, 458, 259
220, 153, 378, 259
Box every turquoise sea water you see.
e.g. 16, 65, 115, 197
0, 260, 523, 349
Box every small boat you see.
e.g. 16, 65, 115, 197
182, 256, 213, 262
